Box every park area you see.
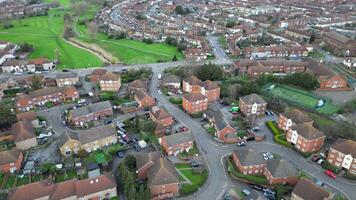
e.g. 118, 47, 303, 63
264, 84, 340, 115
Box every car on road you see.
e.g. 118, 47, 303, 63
116, 151, 124, 158
316, 179, 324, 187
222, 192, 232, 200
249, 184, 263, 191
317, 159, 325, 165
312, 155, 321, 162
237, 141, 246, 147
104, 119, 112, 125
121, 68, 128, 72
252, 126, 260, 132
265, 152, 274, 159
324, 170, 336, 179
242, 189, 251, 196
158, 90, 162, 95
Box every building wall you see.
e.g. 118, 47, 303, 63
70, 108, 113, 126
162, 140, 194, 156
100, 80, 121, 92
15, 137, 37, 150
60, 139, 81, 157
239, 100, 267, 117
0, 152, 23, 173
327, 149, 356, 175
56, 77, 79, 87
264, 169, 299, 185
150, 182, 179, 200
286, 129, 325, 153
206, 88, 220, 102
182, 98, 208, 114
217, 126, 236, 141
80, 187, 117, 200
232, 153, 265, 175
150, 113, 173, 127
81, 135, 117, 153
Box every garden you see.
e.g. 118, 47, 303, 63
176, 163, 208, 196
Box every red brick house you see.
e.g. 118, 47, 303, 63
323, 31, 356, 57
239, 94, 267, 124
327, 140, 356, 175
183, 76, 220, 102
287, 123, 325, 153
135, 152, 179, 200
278, 109, 313, 132
264, 159, 299, 185
90, 68, 107, 83
232, 149, 266, 175
184, 48, 206, 61
204, 109, 237, 143
182, 92, 208, 114
8, 173, 117, 200
291, 178, 333, 200
128, 79, 148, 93
150, 106, 174, 135
134, 90, 155, 108
11, 120, 38, 150
99, 72, 121, 92
159, 131, 194, 156
15, 86, 79, 112
0, 149, 23, 173
69, 101, 113, 127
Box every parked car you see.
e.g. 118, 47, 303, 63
312, 155, 321, 162
104, 119, 112, 125
133, 143, 141, 152
317, 159, 325, 165
191, 160, 201, 168
249, 184, 263, 191
316, 179, 324, 187
242, 189, 251, 196
266, 152, 274, 159
222, 192, 232, 200
167, 92, 173, 96
324, 170, 336, 179
265, 111, 271, 116
158, 90, 162, 95
252, 126, 260, 132
177, 89, 182, 94
237, 141, 246, 147
116, 151, 124, 158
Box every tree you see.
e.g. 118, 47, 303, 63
87, 22, 99, 40
17, 43, 34, 53
0, 103, 16, 129
275, 185, 285, 200
341, 99, 356, 113
1, 16, 12, 29
125, 155, 136, 170
31, 75, 42, 90
172, 55, 178, 61
309, 34, 316, 43
282, 72, 319, 90
226, 20, 235, 28
127, 186, 137, 200
139, 120, 155, 133
175, 5, 184, 15
196, 63, 223, 81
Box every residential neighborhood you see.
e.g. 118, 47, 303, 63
0, 0, 355, 200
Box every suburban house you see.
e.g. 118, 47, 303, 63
7, 173, 117, 200
0, 41, 16, 65
162, 74, 181, 89
55, 72, 79, 87
183, 76, 220, 102
184, 48, 206, 61
159, 131, 194, 156
134, 90, 155, 108
15, 86, 79, 112
306, 61, 350, 91
243, 45, 309, 59
204, 108, 237, 143
11, 120, 38, 150
16, 111, 40, 128
0, 58, 54, 73
291, 178, 333, 200
286, 123, 325, 153
135, 152, 180, 200
69, 101, 113, 127
232, 149, 266, 175
58, 125, 118, 156
128, 79, 148, 93
278, 109, 313, 132
182, 92, 208, 114
99, 72, 121, 92
150, 106, 174, 135
239, 94, 267, 123
0, 149, 23, 173
327, 140, 356, 175
26, 58, 54, 72
322, 31, 356, 56
264, 159, 299, 185
90, 68, 108, 83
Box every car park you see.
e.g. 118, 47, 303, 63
324, 170, 336, 179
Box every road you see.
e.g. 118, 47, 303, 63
206, 33, 230, 61
149, 67, 356, 200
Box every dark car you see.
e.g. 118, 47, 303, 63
133, 143, 141, 152
116, 151, 124, 158
143, 107, 150, 111
62, 69, 69, 72
104, 119, 112, 125
222, 192, 232, 200
249, 184, 263, 191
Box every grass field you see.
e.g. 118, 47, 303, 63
0, 9, 103, 69
266, 85, 340, 115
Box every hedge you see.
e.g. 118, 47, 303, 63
169, 97, 182, 105
322, 162, 340, 174
266, 121, 293, 148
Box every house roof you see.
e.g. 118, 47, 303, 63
75, 173, 116, 197
183, 92, 207, 102
184, 75, 203, 86
281, 109, 313, 124
61, 125, 116, 146
129, 79, 148, 90
331, 140, 356, 158
101, 72, 119, 81
55, 72, 78, 80
151, 106, 171, 120
8, 180, 54, 200
134, 89, 151, 101
324, 31, 351, 44
16, 111, 37, 121
29, 87, 63, 98
91, 68, 107, 76
135, 152, 160, 170
233, 149, 266, 166
163, 131, 194, 147
49, 179, 76, 200
202, 80, 219, 90
204, 107, 230, 131
292, 178, 331, 200
266, 159, 298, 178
11, 120, 36, 142
163, 74, 181, 84
240, 93, 266, 104
306, 61, 334, 77
290, 123, 324, 140
0, 149, 22, 165
70, 101, 112, 118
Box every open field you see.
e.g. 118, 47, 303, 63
265, 84, 340, 115
0, 9, 103, 69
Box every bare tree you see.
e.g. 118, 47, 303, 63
87, 22, 98, 40
72, 2, 88, 16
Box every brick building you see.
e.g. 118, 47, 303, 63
135, 152, 179, 200
128, 79, 148, 93
264, 159, 299, 185
182, 92, 208, 114
134, 90, 155, 108
327, 140, 356, 175
183, 76, 220, 102
204, 108, 237, 143
232, 149, 266, 175
291, 178, 333, 200
150, 106, 174, 135
99, 72, 121, 92
55, 72, 79, 87
69, 101, 113, 126
0, 149, 23, 173
239, 94, 267, 123
323, 31, 356, 57
11, 120, 37, 150
287, 123, 325, 153
278, 109, 313, 132
90, 68, 107, 83
159, 131, 194, 156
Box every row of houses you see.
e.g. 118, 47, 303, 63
243, 44, 311, 59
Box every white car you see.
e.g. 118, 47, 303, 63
177, 89, 182, 94
158, 90, 162, 95
167, 92, 173, 96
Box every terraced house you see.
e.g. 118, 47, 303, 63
291, 178, 333, 200
8, 173, 117, 200
15, 86, 79, 112
55, 72, 79, 87
58, 125, 117, 156
159, 131, 194, 156
11, 120, 37, 150
69, 101, 113, 127
150, 106, 174, 135
0, 149, 23, 173
136, 152, 180, 200
327, 140, 356, 175
204, 108, 237, 143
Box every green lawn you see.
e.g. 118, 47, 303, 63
0, 9, 103, 69
30, 174, 42, 183
266, 85, 340, 115
85, 151, 112, 164
177, 164, 208, 196
16, 175, 29, 186
4, 174, 16, 189
43, 0, 71, 7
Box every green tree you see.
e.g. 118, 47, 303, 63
275, 185, 285, 200
175, 5, 184, 15
0, 103, 16, 129
139, 120, 155, 133
226, 20, 235, 28
125, 155, 136, 170
196, 62, 223, 81
127, 186, 137, 200
172, 55, 178, 61
309, 34, 315, 43
283, 72, 319, 90
31, 75, 42, 90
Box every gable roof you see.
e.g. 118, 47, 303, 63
163, 131, 194, 147
11, 120, 36, 142
73, 125, 116, 145
16, 111, 37, 121
129, 79, 148, 89
56, 72, 78, 80
290, 123, 324, 140
135, 152, 160, 170
75, 173, 116, 197
8, 180, 54, 200
0, 149, 22, 165
70, 101, 112, 118
183, 92, 207, 102
331, 140, 356, 158
240, 93, 266, 104
151, 106, 171, 120
134, 90, 151, 101
101, 72, 119, 81
292, 178, 331, 200
281, 109, 313, 124
184, 75, 203, 86
233, 149, 266, 166
266, 159, 298, 178
163, 74, 181, 84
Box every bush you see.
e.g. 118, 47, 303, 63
169, 97, 182, 105
322, 162, 340, 174
266, 121, 293, 148
181, 184, 198, 195
99, 92, 116, 101
190, 112, 203, 118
